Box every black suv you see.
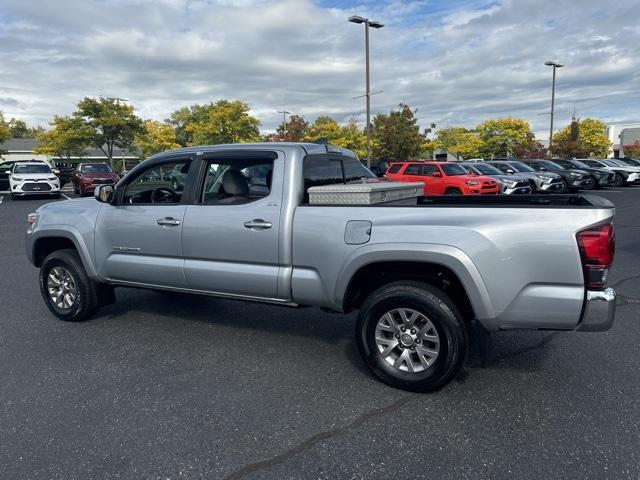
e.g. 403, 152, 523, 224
519, 159, 595, 191
552, 159, 614, 189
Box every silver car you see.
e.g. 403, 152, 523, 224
486, 161, 567, 193
461, 163, 532, 194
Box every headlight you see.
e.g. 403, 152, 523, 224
48, 176, 58, 181
504, 180, 517, 187
11, 176, 24, 182
465, 180, 480, 186
535, 174, 550, 181
570, 172, 580, 177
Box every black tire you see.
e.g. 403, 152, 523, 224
613, 173, 625, 187
356, 281, 468, 392
445, 188, 462, 196
583, 176, 596, 190
39, 249, 100, 322
10, 193, 17, 200
73, 185, 79, 195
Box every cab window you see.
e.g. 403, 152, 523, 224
200, 156, 275, 205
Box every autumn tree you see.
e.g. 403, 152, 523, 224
371, 103, 426, 161
167, 103, 216, 147
276, 114, 309, 142
75, 97, 143, 167
304, 116, 343, 143
135, 120, 181, 157
625, 141, 640, 159
33, 116, 93, 160
477, 117, 535, 158
433, 127, 484, 160
182, 100, 261, 145
552, 118, 610, 158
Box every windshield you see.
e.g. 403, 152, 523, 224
582, 160, 605, 168
441, 163, 468, 176
602, 160, 622, 167
539, 160, 564, 169
508, 161, 535, 173
13, 164, 51, 174
616, 159, 640, 167
568, 160, 591, 169
81, 164, 112, 173
471, 163, 502, 175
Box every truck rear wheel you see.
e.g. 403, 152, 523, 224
39, 249, 101, 322
356, 281, 468, 392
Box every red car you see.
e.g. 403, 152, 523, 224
72, 163, 120, 196
385, 161, 500, 195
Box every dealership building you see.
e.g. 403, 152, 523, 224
607, 122, 640, 158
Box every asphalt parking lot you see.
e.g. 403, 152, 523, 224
1, 187, 639, 479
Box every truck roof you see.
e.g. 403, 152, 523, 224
149, 142, 356, 160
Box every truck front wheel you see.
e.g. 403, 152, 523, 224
356, 281, 468, 392
39, 249, 101, 322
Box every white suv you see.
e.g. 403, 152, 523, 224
9, 161, 61, 199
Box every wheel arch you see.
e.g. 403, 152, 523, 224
337, 244, 495, 327
30, 228, 99, 280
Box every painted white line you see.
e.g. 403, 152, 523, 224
0, 195, 3, 204
62, 193, 71, 200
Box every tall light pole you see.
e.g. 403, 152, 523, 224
349, 15, 384, 168
277, 110, 291, 139
545, 61, 563, 154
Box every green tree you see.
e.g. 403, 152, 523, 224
135, 120, 181, 158
477, 117, 535, 158
0, 112, 9, 145
7, 118, 45, 138
303, 116, 343, 143
371, 103, 426, 161
75, 97, 143, 167
552, 118, 610, 158
625, 141, 640, 159
184, 100, 261, 145
33, 116, 93, 160
167, 104, 215, 147
433, 127, 484, 160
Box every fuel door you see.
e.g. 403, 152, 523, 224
345, 220, 372, 245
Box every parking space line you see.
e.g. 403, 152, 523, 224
0, 195, 3, 204
62, 193, 71, 200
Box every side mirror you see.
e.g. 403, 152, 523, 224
95, 184, 114, 203
433, 171, 442, 177
506, 169, 515, 174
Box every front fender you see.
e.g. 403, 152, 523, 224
27, 225, 100, 280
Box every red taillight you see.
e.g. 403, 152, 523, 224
576, 223, 615, 289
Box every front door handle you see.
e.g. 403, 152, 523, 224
157, 217, 181, 227
244, 219, 272, 230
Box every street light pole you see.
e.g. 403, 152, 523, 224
545, 61, 563, 153
276, 110, 291, 140
349, 15, 384, 169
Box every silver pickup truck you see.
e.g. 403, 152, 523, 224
26, 143, 617, 392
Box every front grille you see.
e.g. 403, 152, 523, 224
92, 178, 114, 185
22, 182, 52, 192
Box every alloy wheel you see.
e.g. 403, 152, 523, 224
47, 266, 77, 309
375, 308, 441, 373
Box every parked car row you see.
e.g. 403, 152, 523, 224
381, 158, 640, 195
6, 160, 61, 199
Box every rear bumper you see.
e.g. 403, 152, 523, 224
576, 288, 616, 332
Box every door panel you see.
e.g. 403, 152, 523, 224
182, 155, 283, 298
95, 204, 187, 287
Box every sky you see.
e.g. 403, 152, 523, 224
1, 0, 639, 136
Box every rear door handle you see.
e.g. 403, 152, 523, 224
157, 217, 181, 227
244, 219, 272, 230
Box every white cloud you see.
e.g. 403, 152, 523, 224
0, 0, 638, 134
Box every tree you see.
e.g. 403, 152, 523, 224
625, 141, 640, 159
33, 116, 93, 160
371, 103, 426, 161
135, 120, 181, 158
552, 118, 610, 158
303, 116, 343, 143
277, 114, 309, 142
0, 112, 9, 145
167, 103, 215, 147
75, 97, 143, 167
183, 100, 261, 145
433, 127, 484, 160
476, 117, 535, 158
7, 118, 45, 138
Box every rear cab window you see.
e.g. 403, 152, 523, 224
387, 164, 402, 174
302, 153, 376, 203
